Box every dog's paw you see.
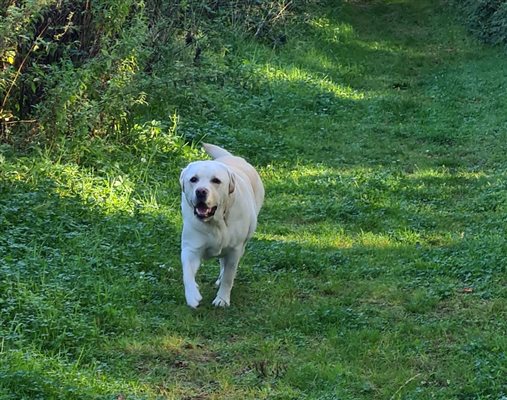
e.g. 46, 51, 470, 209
185, 287, 203, 309
212, 296, 230, 307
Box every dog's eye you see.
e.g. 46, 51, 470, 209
190, 176, 198, 183
211, 178, 222, 184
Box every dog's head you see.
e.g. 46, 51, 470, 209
180, 160, 235, 222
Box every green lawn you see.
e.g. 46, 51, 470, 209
1, 0, 507, 399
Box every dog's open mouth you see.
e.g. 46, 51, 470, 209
194, 203, 217, 220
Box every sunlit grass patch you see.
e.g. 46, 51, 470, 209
308, 16, 356, 43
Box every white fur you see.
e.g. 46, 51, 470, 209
180, 143, 264, 308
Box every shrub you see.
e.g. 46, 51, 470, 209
455, 0, 507, 45
0, 0, 151, 145
0, 0, 307, 149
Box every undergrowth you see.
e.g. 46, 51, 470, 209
452, 0, 507, 45
0, 0, 307, 148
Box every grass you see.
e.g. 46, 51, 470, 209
1, 0, 507, 398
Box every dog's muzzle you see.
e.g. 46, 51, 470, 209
193, 188, 216, 220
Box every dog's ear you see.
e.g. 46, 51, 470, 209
228, 171, 236, 194
179, 168, 187, 192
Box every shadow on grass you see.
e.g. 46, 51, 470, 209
0, 164, 183, 344
179, 0, 497, 171
1, 155, 506, 398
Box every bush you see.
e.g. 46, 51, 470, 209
0, 0, 307, 149
0, 0, 150, 145
456, 0, 507, 45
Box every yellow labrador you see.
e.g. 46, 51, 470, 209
180, 143, 264, 307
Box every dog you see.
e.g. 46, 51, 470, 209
180, 143, 264, 308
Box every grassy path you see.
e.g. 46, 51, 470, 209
1, 1, 507, 399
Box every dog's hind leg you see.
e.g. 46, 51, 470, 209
212, 248, 244, 307
215, 261, 224, 287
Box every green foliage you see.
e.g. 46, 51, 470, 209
0, 0, 151, 145
454, 0, 507, 45
0, 0, 307, 148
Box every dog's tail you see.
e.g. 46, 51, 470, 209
202, 143, 233, 159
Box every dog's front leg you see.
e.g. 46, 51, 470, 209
181, 249, 203, 308
212, 247, 244, 307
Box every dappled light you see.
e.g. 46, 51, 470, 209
258, 63, 367, 100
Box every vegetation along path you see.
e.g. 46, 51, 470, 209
1, 0, 507, 399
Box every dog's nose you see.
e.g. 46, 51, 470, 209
195, 188, 208, 200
